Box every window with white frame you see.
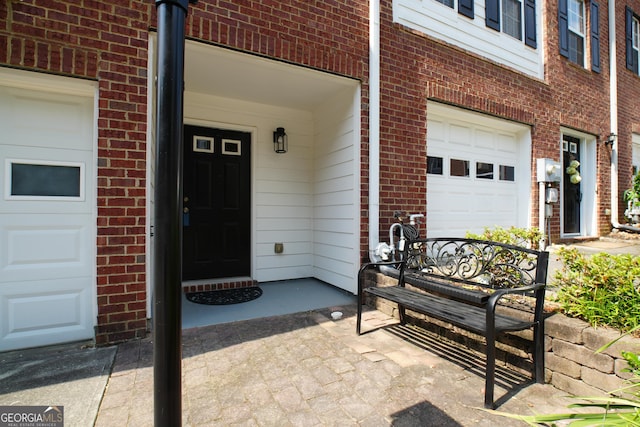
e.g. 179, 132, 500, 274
502, 0, 523, 40
431, 0, 474, 18
559, 0, 601, 71
627, 8, 640, 74
486, 0, 537, 47
435, 0, 454, 8
568, 0, 585, 66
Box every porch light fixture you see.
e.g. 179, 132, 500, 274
273, 127, 287, 154
604, 132, 616, 147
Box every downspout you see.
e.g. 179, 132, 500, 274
609, 0, 640, 232
369, 0, 381, 260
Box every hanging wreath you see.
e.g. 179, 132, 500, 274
566, 160, 581, 184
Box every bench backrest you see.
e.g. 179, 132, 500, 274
400, 238, 549, 293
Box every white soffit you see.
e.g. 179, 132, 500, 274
184, 41, 357, 111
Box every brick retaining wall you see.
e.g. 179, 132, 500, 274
545, 313, 640, 397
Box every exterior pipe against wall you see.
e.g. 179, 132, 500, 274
369, 0, 381, 260
539, 181, 547, 249
608, 0, 640, 233
153, 0, 194, 425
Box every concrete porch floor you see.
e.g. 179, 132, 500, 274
182, 278, 357, 329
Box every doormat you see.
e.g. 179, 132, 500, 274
185, 287, 263, 305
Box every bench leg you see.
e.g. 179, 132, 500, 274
484, 331, 496, 409
533, 322, 544, 383
398, 305, 406, 324
357, 293, 363, 335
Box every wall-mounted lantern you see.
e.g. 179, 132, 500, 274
273, 127, 287, 154
604, 132, 616, 147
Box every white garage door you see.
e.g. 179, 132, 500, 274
0, 70, 96, 351
426, 103, 532, 238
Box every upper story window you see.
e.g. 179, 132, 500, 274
432, 0, 474, 19
627, 8, 640, 74
567, 0, 585, 65
559, 0, 601, 72
502, 0, 523, 40
486, 0, 537, 47
436, 0, 454, 7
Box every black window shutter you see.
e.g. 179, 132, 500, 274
591, 1, 600, 72
486, 0, 500, 31
627, 7, 635, 71
524, 0, 537, 48
459, 0, 475, 19
558, 0, 569, 57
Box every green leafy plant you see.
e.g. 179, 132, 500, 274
490, 328, 640, 426
466, 226, 543, 250
624, 172, 640, 205
552, 247, 640, 334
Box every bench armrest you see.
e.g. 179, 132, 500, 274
357, 260, 405, 295
486, 282, 546, 327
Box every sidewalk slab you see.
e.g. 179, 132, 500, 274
0, 342, 116, 427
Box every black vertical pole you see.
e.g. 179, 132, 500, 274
153, 1, 194, 426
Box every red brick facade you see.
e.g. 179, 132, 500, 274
1, 0, 637, 345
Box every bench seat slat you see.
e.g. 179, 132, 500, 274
364, 286, 534, 334
403, 273, 489, 305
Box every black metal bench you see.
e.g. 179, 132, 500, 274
356, 238, 549, 409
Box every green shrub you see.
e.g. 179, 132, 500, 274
466, 226, 543, 249
553, 247, 640, 333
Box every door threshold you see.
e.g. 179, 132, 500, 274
182, 277, 256, 293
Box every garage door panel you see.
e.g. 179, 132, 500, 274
449, 124, 472, 146
0, 87, 93, 151
0, 278, 92, 351
1, 218, 92, 282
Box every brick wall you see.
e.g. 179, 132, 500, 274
0, 0, 153, 345
1, 0, 632, 346
375, 0, 614, 241
0, 0, 371, 345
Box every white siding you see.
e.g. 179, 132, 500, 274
394, 0, 544, 78
313, 89, 360, 293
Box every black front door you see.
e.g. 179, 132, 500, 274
562, 135, 581, 235
182, 125, 251, 280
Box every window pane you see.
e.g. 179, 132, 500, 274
435, 0, 454, 8
476, 162, 494, 179
499, 165, 515, 181
568, 0, 584, 34
568, 31, 585, 65
502, 0, 522, 40
450, 159, 470, 177
427, 156, 444, 175
11, 163, 81, 197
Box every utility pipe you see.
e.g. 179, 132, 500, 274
368, 0, 381, 260
608, 0, 640, 232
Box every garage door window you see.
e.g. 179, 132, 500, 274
427, 156, 444, 174
476, 162, 494, 179
499, 165, 515, 181
7, 160, 84, 199
450, 159, 470, 177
